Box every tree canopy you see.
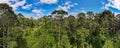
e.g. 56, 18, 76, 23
0, 4, 120, 48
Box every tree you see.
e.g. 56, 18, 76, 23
0, 4, 19, 48
77, 12, 86, 28
99, 10, 115, 35
51, 10, 68, 48
76, 28, 90, 48
66, 15, 77, 47
87, 11, 94, 19
1, 4, 120, 48
52, 10, 68, 18
115, 14, 120, 33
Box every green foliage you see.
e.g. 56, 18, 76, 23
0, 4, 120, 48
60, 35, 71, 48
103, 40, 114, 48
76, 28, 90, 48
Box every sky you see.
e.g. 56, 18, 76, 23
0, 0, 120, 19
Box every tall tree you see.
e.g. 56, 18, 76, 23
0, 4, 20, 48
99, 10, 115, 35
77, 12, 86, 28
52, 10, 68, 48
87, 11, 94, 19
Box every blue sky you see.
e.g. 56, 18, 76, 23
0, 0, 120, 19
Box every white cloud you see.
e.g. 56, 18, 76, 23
0, 0, 8, 3
32, 9, 43, 18
22, 4, 32, 9
24, 14, 41, 19
32, 9, 42, 14
16, 11, 43, 19
65, 1, 71, 5
74, 3, 78, 6
68, 8, 85, 17
0, 0, 26, 10
57, 1, 78, 11
102, 0, 120, 10
115, 12, 120, 16
40, 0, 57, 4
81, 9, 86, 13
69, 12, 79, 17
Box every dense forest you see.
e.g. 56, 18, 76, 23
0, 4, 120, 48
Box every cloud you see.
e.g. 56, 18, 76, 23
32, 9, 42, 14
22, 4, 32, 9
80, 8, 86, 13
102, 0, 120, 10
40, 0, 57, 4
74, 3, 78, 6
0, 0, 26, 10
57, 1, 78, 11
69, 12, 79, 16
0, 0, 9, 3
32, 9, 43, 18
68, 8, 86, 17
114, 12, 120, 16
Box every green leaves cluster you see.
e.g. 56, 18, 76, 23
0, 4, 120, 48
